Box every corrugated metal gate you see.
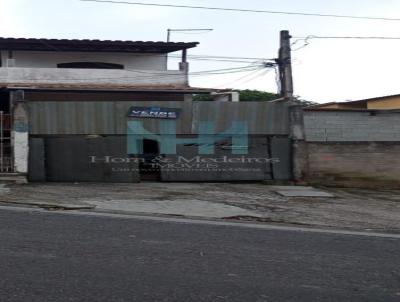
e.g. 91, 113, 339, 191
28, 99, 292, 182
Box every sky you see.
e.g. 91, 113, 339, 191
1, 0, 400, 103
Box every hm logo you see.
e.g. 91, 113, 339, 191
127, 120, 249, 155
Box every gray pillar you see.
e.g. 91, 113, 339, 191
11, 91, 29, 174
289, 104, 308, 183
179, 62, 189, 86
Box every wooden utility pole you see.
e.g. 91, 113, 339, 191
278, 30, 294, 99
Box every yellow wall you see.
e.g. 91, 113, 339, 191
316, 103, 366, 109
367, 96, 400, 109
316, 103, 342, 109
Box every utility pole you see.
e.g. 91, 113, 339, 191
277, 30, 294, 99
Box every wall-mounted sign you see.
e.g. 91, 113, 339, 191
128, 107, 181, 119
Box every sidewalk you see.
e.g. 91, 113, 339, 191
1, 182, 399, 233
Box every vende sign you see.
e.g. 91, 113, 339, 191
128, 107, 181, 119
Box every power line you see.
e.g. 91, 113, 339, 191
291, 35, 400, 51
214, 68, 266, 88
0, 66, 268, 83
293, 35, 400, 40
169, 56, 262, 64
80, 0, 400, 22
183, 54, 275, 61
169, 55, 274, 64
233, 69, 273, 89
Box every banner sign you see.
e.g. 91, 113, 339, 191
128, 107, 181, 119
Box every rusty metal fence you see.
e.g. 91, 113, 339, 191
0, 111, 13, 172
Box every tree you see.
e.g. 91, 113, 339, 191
193, 89, 316, 106
235, 90, 279, 102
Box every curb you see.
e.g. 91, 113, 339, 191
0, 200, 96, 210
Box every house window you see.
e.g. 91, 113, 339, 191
57, 62, 124, 69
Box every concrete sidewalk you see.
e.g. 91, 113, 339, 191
1, 182, 400, 233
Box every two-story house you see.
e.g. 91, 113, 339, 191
0, 37, 230, 182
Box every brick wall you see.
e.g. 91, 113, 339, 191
305, 142, 400, 188
301, 110, 400, 188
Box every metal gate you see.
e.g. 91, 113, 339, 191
28, 99, 293, 182
0, 111, 13, 172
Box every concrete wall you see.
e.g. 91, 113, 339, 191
1, 50, 168, 70
304, 110, 400, 142
302, 110, 400, 188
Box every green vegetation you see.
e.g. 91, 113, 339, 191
235, 90, 280, 102
193, 90, 279, 102
193, 89, 316, 106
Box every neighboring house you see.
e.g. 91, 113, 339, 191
309, 94, 400, 110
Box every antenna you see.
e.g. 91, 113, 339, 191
167, 28, 214, 42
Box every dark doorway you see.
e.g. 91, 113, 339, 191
0, 91, 10, 112
139, 139, 161, 181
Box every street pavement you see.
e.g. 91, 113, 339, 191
0, 206, 399, 302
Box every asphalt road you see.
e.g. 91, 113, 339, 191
0, 207, 399, 302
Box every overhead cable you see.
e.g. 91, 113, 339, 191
80, 0, 400, 22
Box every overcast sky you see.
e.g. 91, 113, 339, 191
2, 0, 400, 103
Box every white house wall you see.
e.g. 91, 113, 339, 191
2, 50, 169, 70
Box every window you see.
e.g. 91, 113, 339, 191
57, 62, 124, 69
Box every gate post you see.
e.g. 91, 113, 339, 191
11, 90, 29, 175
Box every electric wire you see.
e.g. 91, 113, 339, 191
233, 69, 273, 89
291, 35, 400, 51
214, 68, 267, 88
0, 65, 268, 82
80, 0, 400, 22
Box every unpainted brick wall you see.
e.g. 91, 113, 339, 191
305, 142, 400, 188
302, 110, 400, 188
